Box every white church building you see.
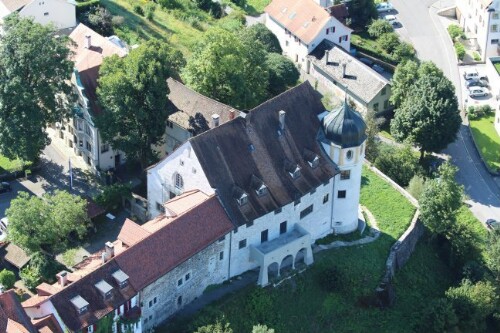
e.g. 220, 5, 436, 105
147, 81, 367, 286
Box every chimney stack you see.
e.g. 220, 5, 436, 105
57, 271, 68, 287
105, 241, 115, 260
212, 114, 220, 127
229, 110, 236, 120
85, 35, 91, 49
324, 50, 330, 65
342, 63, 347, 78
279, 110, 286, 131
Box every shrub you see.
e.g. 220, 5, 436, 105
406, 174, 425, 201
468, 104, 493, 119
447, 24, 465, 40
20, 266, 40, 290
374, 144, 422, 187
75, 0, 100, 15
415, 298, 458, 333
94, 183, 131, 212
111, 15, 124, 26
378, 32, 400, 53
393, 41, 415, 61
158, 0, 183, 10
473, 52, 481, 61
29, 253, 65, 284
462, 261, 485, 283
133, 4, 144, 16
85, 5, 114, 36
455, 43, 466, 60
367, 19, 393, 38
0, 269, 16, 290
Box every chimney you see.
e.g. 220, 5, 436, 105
101, 252, 106, 264
342, 63, 347, 78
229, 110, 236, 120
85, 34, 91, 49
279, 110, 286, 131
57, 271, 68, 287
324, 50, 330, 65
212, 114, 220, 127
105, 241, 115, 260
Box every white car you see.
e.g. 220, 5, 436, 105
377, 2, 394, 13
384, 14, 398, 26
469, 87, 489, 97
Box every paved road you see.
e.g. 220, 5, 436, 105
391, 0, 500, 222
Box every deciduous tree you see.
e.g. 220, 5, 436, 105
265, 53, 300, 96
349, 0, 378, 28
390, 60, 419, 108
0, 14, 74, 162
96, 40, 184, 169
486, 229, 500, 283
182, 28, 269, 109
367, 19, 393, 38
241, 23, 282, 54
6, 191, 89, 253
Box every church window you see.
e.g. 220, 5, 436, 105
338, 190, 347, 199
174, 173, 184, 189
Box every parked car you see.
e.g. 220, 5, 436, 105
469, 87, 489, 97
463, 69, 488, 81
486, 219, 500, 230
465, 78, 489, 88
0, 182, 11, 194
384, 14, 398, 27
376, 2, 394, 13
0, 217, 8, 233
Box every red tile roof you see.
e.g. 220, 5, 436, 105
32, 314, 64, 333
36, 283, 59, 297
115, 196, 233, 290
117, 219, 151, 247
0, 290, 36, 333
69, 24, 127, 116
21, 295, 49, 308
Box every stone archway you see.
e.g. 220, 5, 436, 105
267, 262, 280, 283
280, 254, 295, 275
294, 248, 309, 270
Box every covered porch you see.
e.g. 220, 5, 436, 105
250, 226, 314, 286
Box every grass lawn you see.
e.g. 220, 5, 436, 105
244, 0, 271, 16
494, 61, 500, 75
160, 167, 432, 333
0, 155, 24, 174
351, 32, 396, 64
469, 114, 500, 171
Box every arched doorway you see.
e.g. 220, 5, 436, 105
267, 262, 280, 283
294, 248, 308, 270
280, 254, 295, 275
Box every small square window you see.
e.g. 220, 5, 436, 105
153, 297, 157, 304
381, 87, 387, 96
177, 278, 183, 286
239, 239, 247, 249
44, 12, 49, 16
373, 103, 379, 112
323, 194, 329, 204
280, 221, 287, 234
340, 170, 350, 180
338, 190, 346, 199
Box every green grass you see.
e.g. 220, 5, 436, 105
469, 114, 500, 171
494, 62, 500, 75
0, 155, 24, 174
244, 0, 271, 16
351, 32, 397, 65
159, 167, 426, 333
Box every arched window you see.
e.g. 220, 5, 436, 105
174, 173, 184, 190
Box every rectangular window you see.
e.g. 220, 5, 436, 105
492, 39, 499, 44
239, 239, 247, 249
381, 87, 387, 96
101, 143, 109, 153
219, 251, 224, 260
384, 100, 389, 109
280, 221, 287, 234
323, 193, 329, 204
492, 24, 498, 32
373, 103, 379, 112
149, 300, 153, 307
177, 278, 183, 286
274, 207, 282, 214
300, 205, 313, 219
340, 170, 351, 180
326, 28, 329, 35
261, 229, 268, 243
338, 190, 347, 199
185, 273, 190, 281
86, 141, 92, 152
338, 36, 342, 43
153, 297, 157, 304
494, 13, 500, 19
44, 12, 49, 16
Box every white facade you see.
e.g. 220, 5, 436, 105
19, 0, 76, 29
265, 13, 351, 69
458, 0, 500, 58
147, 141, 214, 218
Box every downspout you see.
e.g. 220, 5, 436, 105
227, 231, 232, 281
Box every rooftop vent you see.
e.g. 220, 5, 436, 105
71, 295, 89, 315
84, 35, 91, 49
212, 114, 220, 127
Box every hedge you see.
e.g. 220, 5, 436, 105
76, 0, 100, 14
353, 43, 398, 65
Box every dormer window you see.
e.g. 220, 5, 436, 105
238, 193, 248, 206
71, 295, 89, 316
251, 175, 267, 197
308, 156, 319, 168
112, 270, 130, 289
289, 166, 301, 179
284, 159, 301, 180
256, 185, 268, 197
95, 280, 113, 300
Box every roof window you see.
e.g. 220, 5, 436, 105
112, 269, 130, 289
238, 193, 249, 206
251, 175, 268, 197
95, 280, 113, 300
71, 295, 89, 315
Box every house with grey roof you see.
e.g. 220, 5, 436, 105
307, 40, 392, 114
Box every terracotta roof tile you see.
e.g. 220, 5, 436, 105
36, 283, 59, 296
190, 82, 338, 226
0, 0, 31, 12
117, 219, 151, 247
21, 295, 49, 308
0, 290, 36, 333
32, 314, 63, 333
115, 196, 233, 290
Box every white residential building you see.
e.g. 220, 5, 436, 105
457, 0, 500, 59
0, 0, 76, 29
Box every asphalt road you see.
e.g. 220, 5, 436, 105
391, 0, 500, 222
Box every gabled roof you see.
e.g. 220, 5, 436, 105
167, 78, 240, 130
115, 196, 233, 290
308, 40, 389, 104
32, 314, 63, 333
190, 82, 338, 226
1, 243, 30, 269
265, 0, 351, 44
69, 23, 127, 116
117, 219, 151, 247
0, 290, 36, 333
0, 0, 31, 12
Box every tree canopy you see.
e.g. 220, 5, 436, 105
0, 14, 74, 162
349, 0, 378, 28
240, 23, 282, 54
6, 191, 89, 253
182, 28, 269, 109
265, 53, 300, 96
96, 40, 184, 169
390, 62, 460, 158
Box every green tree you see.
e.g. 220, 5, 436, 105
94, 183, 132, 212
446, 279, 498, 332
349, 0, 377, 28
390, 60, 419, 108
182, 28, 269, 109
96, 40, 184, 169
367, 19, 393, 38
406, 175, 425, 201
252, 325, 275, 333
486, 229, 500, 283
415, 298, 458, 333
364, 110, 382, 162
29, 252, 65, 283
0, 14, 74, 162
195, 321, 233, 333
419, 163, 463, 236
378, 32, 400, 54
265, 53, 300, 96
86, 6, 114, 36
0, 269, 16, 290
393, 42, 415, 62
374, 144, 421, 187
20, 266, 40, 290
6, 191, 89, 253
390, 66, 460, 159
241, 24, 282, 54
